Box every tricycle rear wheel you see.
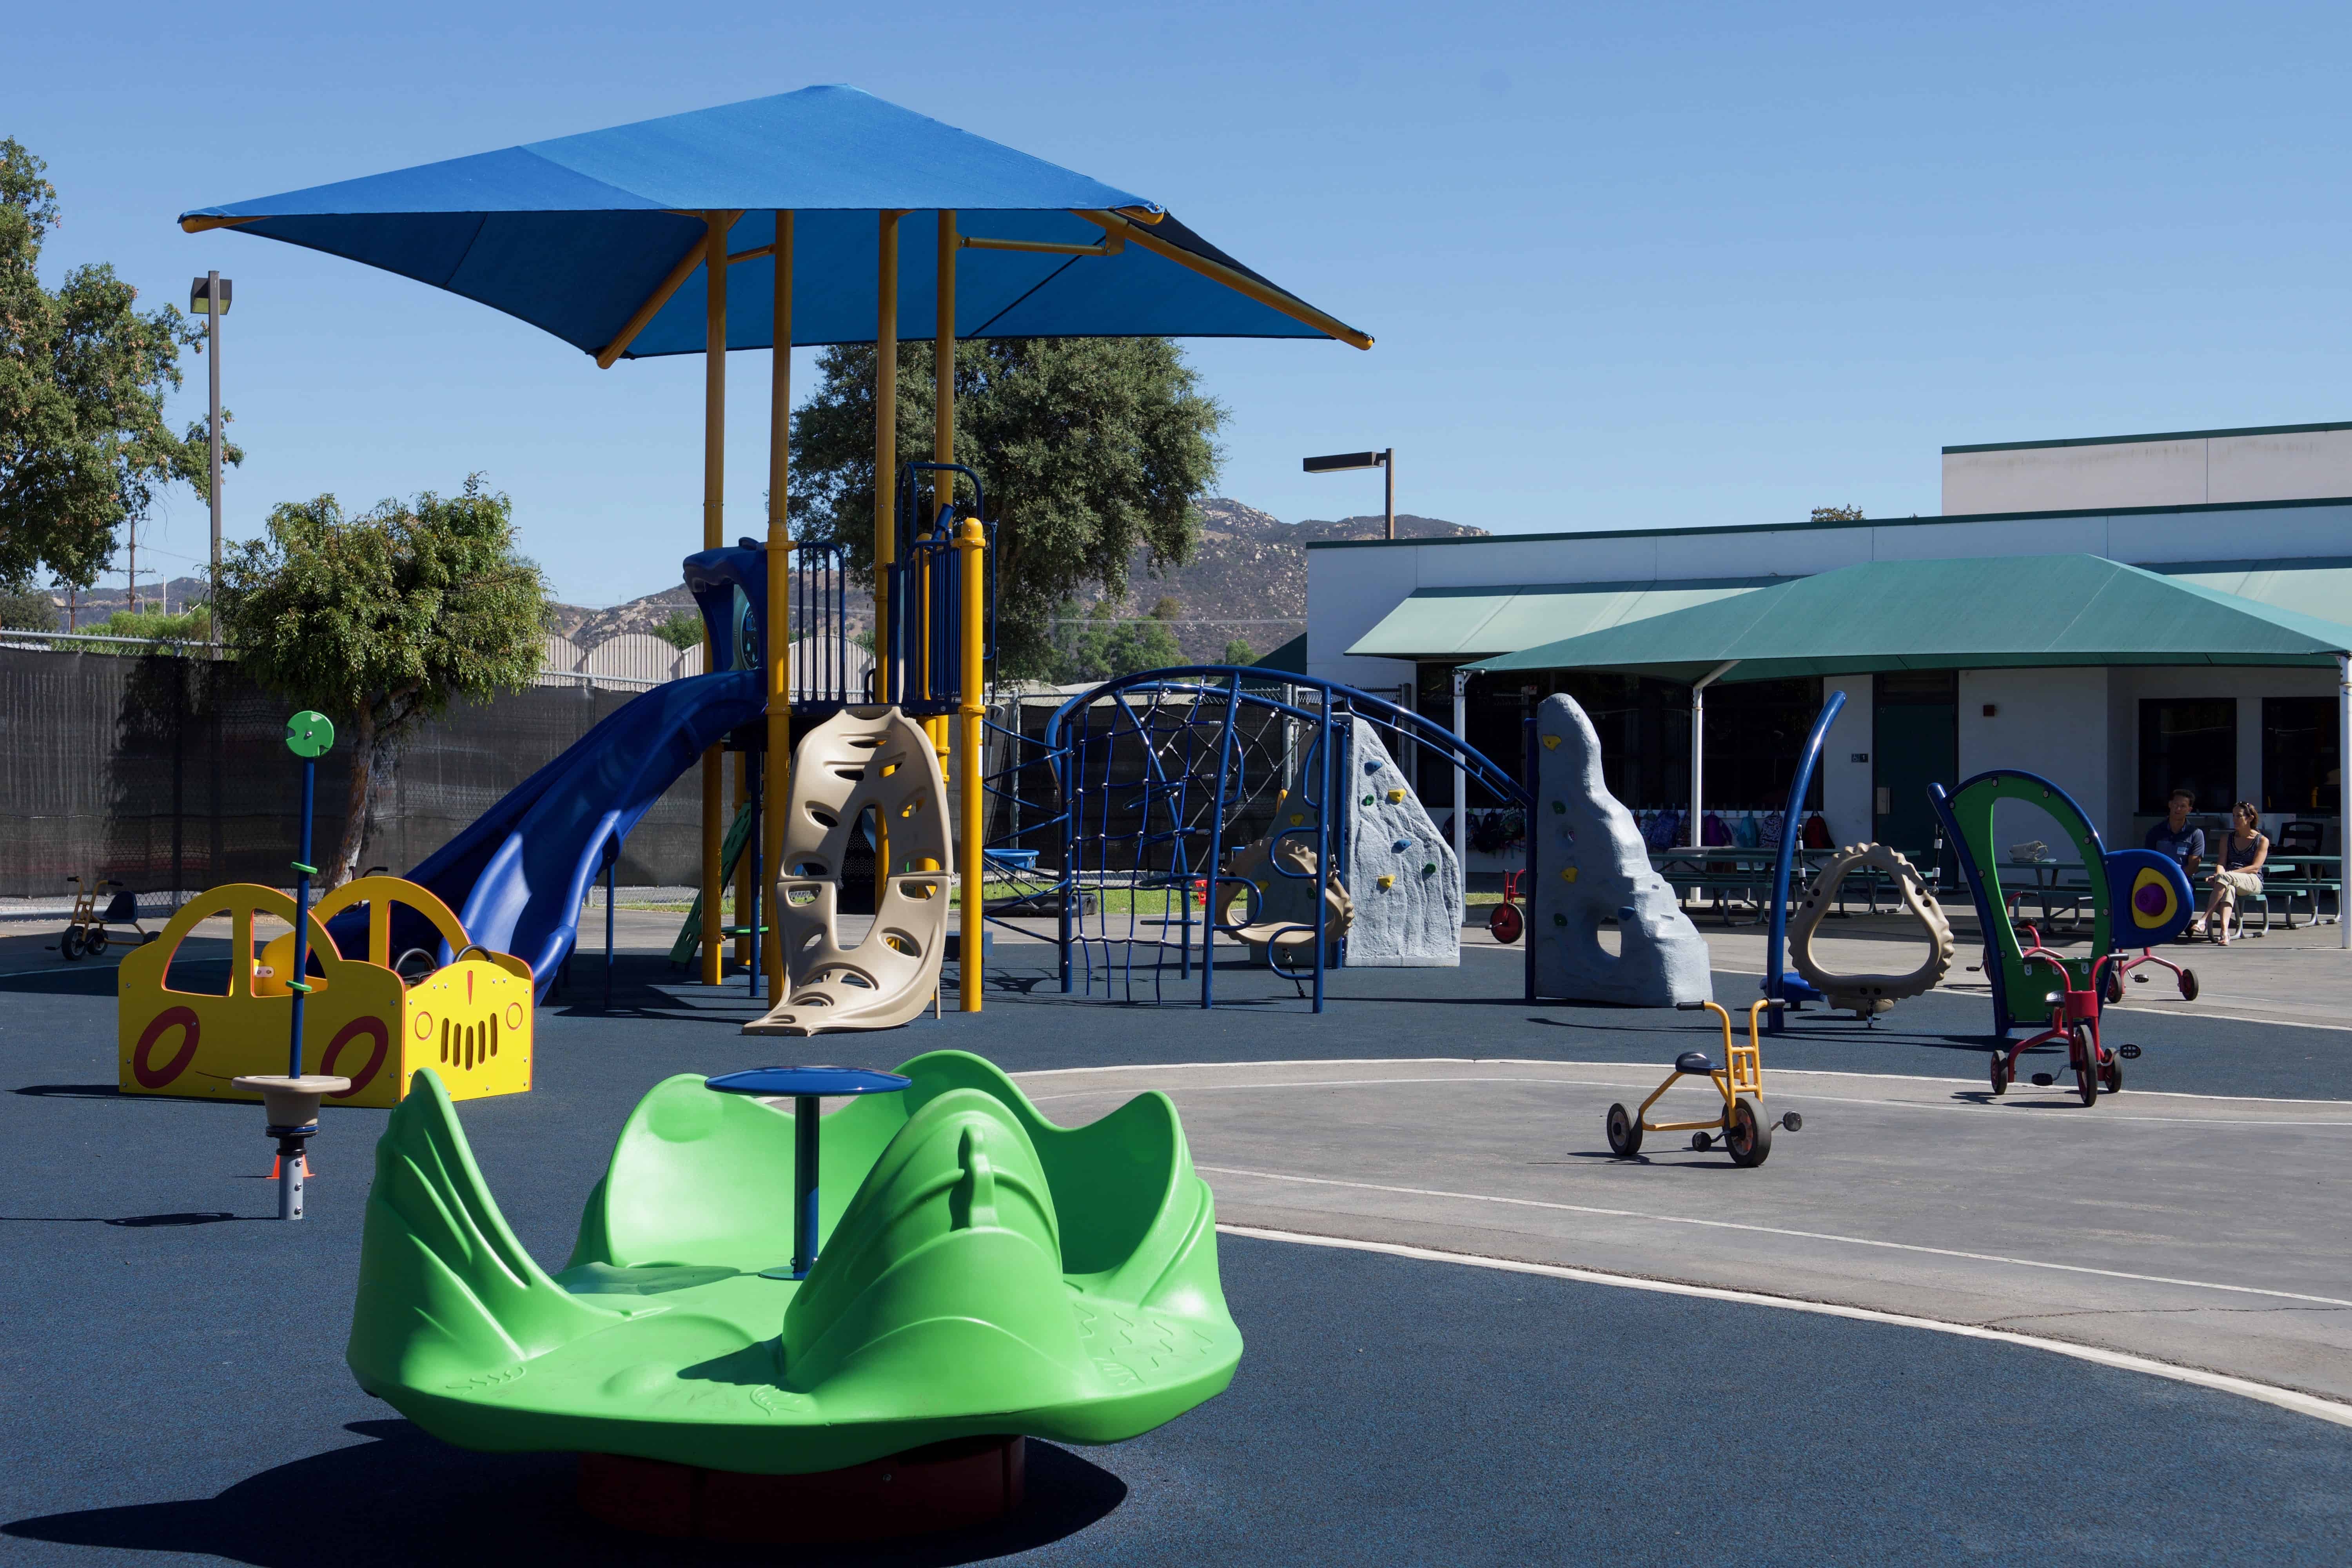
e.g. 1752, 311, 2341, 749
1489, 902, 1523, 945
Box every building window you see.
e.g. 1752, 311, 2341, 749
2138, 699, 2236, 814
2263, 697, 2340, 817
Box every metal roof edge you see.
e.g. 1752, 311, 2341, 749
1301, 494, 2352, 552
1944, 420, 2352, 454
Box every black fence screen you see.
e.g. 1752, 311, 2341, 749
0, 647, 704, 898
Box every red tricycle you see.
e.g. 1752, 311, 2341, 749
1987, 930, 2141, 1105
1488, 869, 1525, 944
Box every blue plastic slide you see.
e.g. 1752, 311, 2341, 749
364, 671, 762, 994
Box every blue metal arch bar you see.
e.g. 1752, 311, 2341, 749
1036, 665, 1531, 1010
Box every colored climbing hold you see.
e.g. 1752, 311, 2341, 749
1542, 733, 1563, 750
1290, 813, 1305, 826
1421, 862, 1437, 875
1377, 875, 1396, 890
1364, 758, 1382, 774
1552, 913, 1566, 927
1392, 837, 1412, 853
1386, 789, 1405, 804
1363, 794, 1376, 807
1551, 800, 1565, 814
1561, 867, 1577, 883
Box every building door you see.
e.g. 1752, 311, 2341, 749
1874, 671, 1958, 858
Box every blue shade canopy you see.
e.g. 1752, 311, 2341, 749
179, 85, 1368, 359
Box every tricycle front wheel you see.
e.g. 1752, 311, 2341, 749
1606, 1102, 1642, 1157
1727, 1099, 1773, 1167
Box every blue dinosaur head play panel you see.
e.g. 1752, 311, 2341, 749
2105, 849, 2193, 947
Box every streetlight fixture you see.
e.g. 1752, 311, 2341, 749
190, 273, 231, 652
1303, 447, 1394, 540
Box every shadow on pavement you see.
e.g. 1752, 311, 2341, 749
4, 1420, 1127, 1568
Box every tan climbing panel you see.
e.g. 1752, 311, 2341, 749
746, 706, 950, 1036
1219, 836, 1353, 966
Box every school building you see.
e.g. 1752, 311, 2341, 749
1305, 421, 2352, 872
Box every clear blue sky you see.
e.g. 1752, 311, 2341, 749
16, 0, 2350, 606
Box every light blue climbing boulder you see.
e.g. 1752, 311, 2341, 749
1530, 694, 1711, 1006
1343, 717, 1461, 966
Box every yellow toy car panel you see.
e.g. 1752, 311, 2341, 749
116, 880, 531, 1109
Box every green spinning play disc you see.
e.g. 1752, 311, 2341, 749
285, 710, 335, 759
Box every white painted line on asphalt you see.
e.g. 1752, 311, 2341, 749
1031, 1074, 2352, 1128
1707, 964, 2352, 1036
1220, 1224, 2352, 1431
1199, 1164, 2352, 1308
1013, 1056, 2352, 1109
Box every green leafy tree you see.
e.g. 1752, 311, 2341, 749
1052, 606, 1183, 685
791, 338, 1224, 678
0, 584, 57, 629
1221, 637, 1256, 667
0, 138, 241, 592
216, 477, 549, 886
1811, 505, 1864, 522
653, 608, 704, 650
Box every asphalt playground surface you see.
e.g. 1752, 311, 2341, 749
5, 936, 2350, 1563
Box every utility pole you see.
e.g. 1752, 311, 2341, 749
191, 273, 230, 653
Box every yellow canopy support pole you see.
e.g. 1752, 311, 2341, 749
930, 210, 957, 765
874, 211, 903, 682
873, 210, 903, 906
596, 224, 724, 370
956, 517, 985, 1014
764, 212, 794, 996
939, 209, 981, 1013
699, 211, 738, 985
1074, 209, 1374, 351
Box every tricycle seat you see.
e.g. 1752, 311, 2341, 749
1674, 1051, 1715, 1077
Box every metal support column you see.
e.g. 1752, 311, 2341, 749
764, 212, 795, 995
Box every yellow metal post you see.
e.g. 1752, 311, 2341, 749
956, 513, 985, 1012
929, 210, 957, 764
874, 211, 902, 688
873, 211, 902, 905
699, 211, 736, 986
763, 212, 794, 996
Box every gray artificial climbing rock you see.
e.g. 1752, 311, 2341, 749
1530, 694, 1712, 1006
1343, 717, 1461, 966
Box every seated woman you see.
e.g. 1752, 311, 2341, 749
2190, 801, 2268, 944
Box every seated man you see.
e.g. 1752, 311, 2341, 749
2145, 788, 2205, 881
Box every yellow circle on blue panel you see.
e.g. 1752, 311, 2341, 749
2129, 866, 2178, 930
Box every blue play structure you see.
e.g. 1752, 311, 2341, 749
1759, 691, 1846, 1033
991, 668, 1526, 1011
337, 468, 982, 997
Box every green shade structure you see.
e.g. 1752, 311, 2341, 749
347, 1051, 1239, 1474
1468, 555, 2352, 681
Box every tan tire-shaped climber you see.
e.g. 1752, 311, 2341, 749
1786, 843, 1954, 1018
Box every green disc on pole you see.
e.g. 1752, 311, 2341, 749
285, 710, 336, 759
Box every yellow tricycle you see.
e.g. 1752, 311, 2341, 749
1605, 999, 1802, 1167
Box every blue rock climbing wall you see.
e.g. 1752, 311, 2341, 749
1530, 694, 1712, 1006
1343, 717, 1461, 966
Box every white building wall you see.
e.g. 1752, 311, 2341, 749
1943, 427, 2352, 515
1820, 679, 1873, 846
1958, 668, 2112, 836
2102, 665, 2339, 843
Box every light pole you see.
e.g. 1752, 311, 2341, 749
1303, 448, 1394, 540
190, 274, 231, 652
